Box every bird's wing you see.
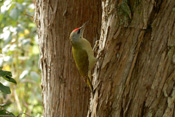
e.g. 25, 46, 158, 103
81, 38, 94, 56
72, 47, 89, 77
72, 47, 93, 91
81, 38, 97, 70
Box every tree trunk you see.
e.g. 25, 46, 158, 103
35, 0, 175, 117
89, 0, 175, 117
35, 0, 101, 116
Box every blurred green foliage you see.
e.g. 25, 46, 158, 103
0, 0, 43, 116
0, 69, 16, 116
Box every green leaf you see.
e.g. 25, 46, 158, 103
0, 14, 4, 22
0, 109, 14, 116
16, 3, 24, 11
22, 39, 31, 45
30, 71, 39, 82
3, 75, 17, 84
29, 23, 36, 28
0, 69, 12, 77
0, 82, 11, 94
10, 8, 19, 20
0, 70, 17, 84
3, 33, 12, 46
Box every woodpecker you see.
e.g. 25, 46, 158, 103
69, 22, 96, 92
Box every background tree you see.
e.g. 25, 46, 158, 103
35, 0, 175, 117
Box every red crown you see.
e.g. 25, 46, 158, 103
73, 28, 79, 32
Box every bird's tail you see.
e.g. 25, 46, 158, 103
86, 77, 93, 93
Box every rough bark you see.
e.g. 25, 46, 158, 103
35, 0, 175, 116
35, 0, 101, 116
89, 0, 175, 117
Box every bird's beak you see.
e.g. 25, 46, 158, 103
80, 21, 88, 28
79, 21, 88, 35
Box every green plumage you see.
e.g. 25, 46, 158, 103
72, 47, 88, 77
72, 47, 93, 92
70, 23, 96, 93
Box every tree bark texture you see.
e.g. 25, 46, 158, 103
35, 0, 175, 117
89, 0, 175, 117
35, 0, 101, 116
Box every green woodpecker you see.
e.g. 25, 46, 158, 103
69, 22, 96, 92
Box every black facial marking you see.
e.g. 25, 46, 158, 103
77, 29, 80, 34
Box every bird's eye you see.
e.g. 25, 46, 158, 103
77, 29, 80, 34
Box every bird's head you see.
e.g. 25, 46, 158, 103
70, 22, 88, 42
